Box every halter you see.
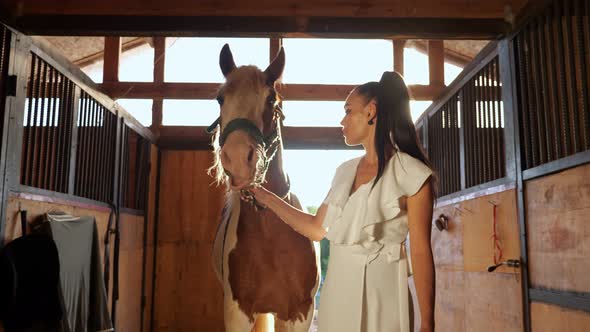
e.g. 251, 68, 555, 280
206, 99, 289, 205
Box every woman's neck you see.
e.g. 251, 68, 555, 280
362, 138, 395, 166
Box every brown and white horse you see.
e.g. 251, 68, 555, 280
209, 44, 319, 332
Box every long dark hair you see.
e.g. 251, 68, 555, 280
355, 71, 437, 196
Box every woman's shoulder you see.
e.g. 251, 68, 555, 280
384, 151, 433, 196
389, 151, 431, 173
334, 156, 362, 175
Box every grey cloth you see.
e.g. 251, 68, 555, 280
43, 212, 113, 332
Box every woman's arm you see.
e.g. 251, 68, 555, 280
407, 181, 435, 332
249, 186, 328, 241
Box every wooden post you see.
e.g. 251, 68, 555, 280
393, 40, 406, 75
153, 37, 165, 84
428, 40, 445, 86
152, 37, 165, 133
103, 37, 121, 83
270, 38, 282, 62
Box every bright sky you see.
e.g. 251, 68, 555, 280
81, 37, 463, 207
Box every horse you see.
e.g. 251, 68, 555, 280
208, 44, 319, 332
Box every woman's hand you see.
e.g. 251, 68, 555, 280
241, 185, 274, 208
240, 185, 328, 241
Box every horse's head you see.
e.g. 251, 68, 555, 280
208, 44, 285, 190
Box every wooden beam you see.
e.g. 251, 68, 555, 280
156, 126, 356, 150
9, 16, 509, 39
428, 40, 445, 86
393, 39, 406, 75
103, 36, 121, 82
98, 82, 445, 101
3, 0, 528, 19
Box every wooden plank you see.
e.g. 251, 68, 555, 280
142, 145, 158, 332
156, 125, 358, 150
525, 163, 590, 293
4, 0, 528, 19
428, 40, 445, 86
464, 272, 523, 332
393, 39, 406, 75
3, 195, 110, 251
103, 37, 121, 83
10, 16, 509, 39
99, 82, 445, 101
116, 213, 145, 332
433, 271, 466, 331
462, 189, 521, 273
154, 151, 225, 331
531, 302, 590, 331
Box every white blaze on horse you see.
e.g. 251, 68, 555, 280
208, 44, 320, 332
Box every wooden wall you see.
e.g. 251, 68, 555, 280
525, 163, 590, 293
531, 302, 590, 331
428, 188, 523, 331
526, 163, 590, 329
153, 150, 226, 332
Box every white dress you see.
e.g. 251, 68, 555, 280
317, 151, 432, 332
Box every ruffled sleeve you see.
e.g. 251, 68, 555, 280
392, 152, 433, 197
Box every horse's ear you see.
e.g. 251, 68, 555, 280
264, 47, 285, 85
220, 44, 236, 77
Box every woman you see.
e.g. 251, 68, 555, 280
246, 71, 435, 332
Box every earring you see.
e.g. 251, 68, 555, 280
368, 119, 374, 125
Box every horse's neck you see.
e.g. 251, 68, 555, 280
263, 135, 289, 198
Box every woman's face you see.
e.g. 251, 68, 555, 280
340, 91, 376, 146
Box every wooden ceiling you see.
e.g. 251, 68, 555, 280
0, 0, 530, 39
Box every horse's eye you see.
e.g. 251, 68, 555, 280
267, 96, 276, 105
217, 96, 225, 106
